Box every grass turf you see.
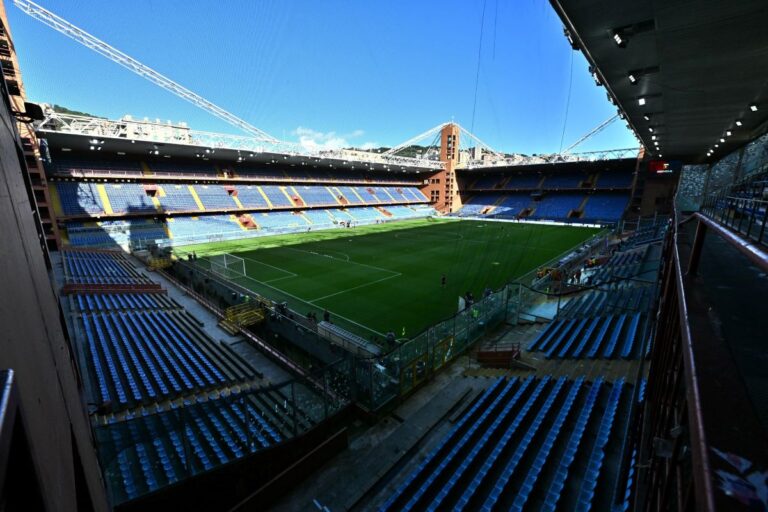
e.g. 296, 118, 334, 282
178, 219, 600, 339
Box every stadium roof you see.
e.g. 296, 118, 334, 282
37, 113, 438, 173
551, 0, 768, 163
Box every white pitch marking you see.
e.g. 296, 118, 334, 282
308, 273, 402, 303
263, 275, 298, 284
238, 254, 297, 278
223, 265, 385, 337
285, 247, 398, 275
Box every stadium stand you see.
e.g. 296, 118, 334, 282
55, 243, 331, 507
542, 171, 587, 189
66, 220, 167, 247
522, 224, 664, 360
158, 185, 198, 212
62, 205, 434, 248
193, 184, 238, 210
457, 195, 503, 216
104, 184, 157, 214
529, 193, 584, 220
62, 249, 154, 286
594, 169, 633, 189
51, 155, 435, 248
379, 376, 632, 511
527, 312, 645, 359
234, 185, 270, 208
57, 181, 104, 215
75, 305, 255, 411
494, 193, 533, 217
503, 173, 543, 189
50, 157, 426, 186
457, 164, 634, 223
581, 193, 629, 222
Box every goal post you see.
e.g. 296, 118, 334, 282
209, 253, 246, 280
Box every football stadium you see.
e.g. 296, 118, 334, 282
0, 1, 766, 511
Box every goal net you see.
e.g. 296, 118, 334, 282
209, 253, 246, 280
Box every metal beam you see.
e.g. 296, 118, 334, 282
382, 122, 448, 157
13, 0, 280, 143
561, 114, 619, 154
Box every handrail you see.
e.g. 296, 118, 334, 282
671, 215, 717, 512
721, 195, 768, 204
691, 212, 768, 272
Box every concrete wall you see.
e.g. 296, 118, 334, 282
0, 81, 108, 509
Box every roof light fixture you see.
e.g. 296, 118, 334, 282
735, 120, 743, 127
638, 97, 646, 106
643, 114, 651, 121
719, 138, 725, 143
613, 31, 626, 47
750, 104, 758, 112
628, 73, 637, 84
589, 66, 601, 86
726, 130, 732, 136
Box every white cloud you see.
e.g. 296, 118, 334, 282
292, 126, 378, 151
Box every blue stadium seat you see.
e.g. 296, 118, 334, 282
602, 314, 628, 358
573, 379, 625, 512
453, 377, 551, 511
510, 378, 585, 511
540, 378, 604, 512
479, 377, 568, 511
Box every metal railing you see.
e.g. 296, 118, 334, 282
700, 193, 768, 247
51, 167, 421, 186
636, 207, 768, 511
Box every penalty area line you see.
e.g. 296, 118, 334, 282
308, 273, 402, 303
230, 270, 385, 338
237, 254, 298, 278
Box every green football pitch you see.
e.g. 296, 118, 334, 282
177, 219, 600, 339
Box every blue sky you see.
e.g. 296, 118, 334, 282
8, 0, 637, 154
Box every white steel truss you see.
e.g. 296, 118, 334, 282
561, 114, 619, 154
13, 0, 280, 143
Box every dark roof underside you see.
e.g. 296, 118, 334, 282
551, 0, 768, 163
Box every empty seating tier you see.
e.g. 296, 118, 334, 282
581, 193, 630, 222
98, 388, 315, 503
77, 307, 256, 411
458, 167, 633, 223
62, 250, 154, 286
72, 293, 181, 313
66, 220, 167, 247
379, 376, 632, 511
526, 312, 646, 359
529, 193, 584, 220
53, 182, 428, 218
63, 205, 436, 248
